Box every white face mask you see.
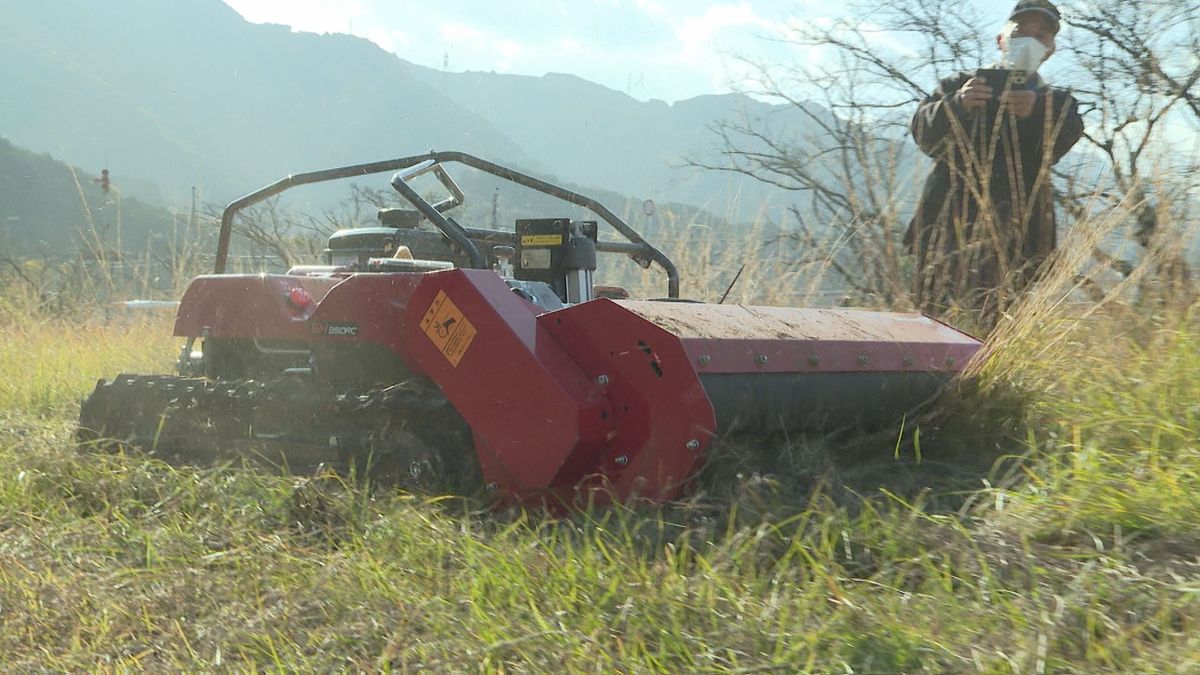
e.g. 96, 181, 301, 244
1001, 36, 1049, 72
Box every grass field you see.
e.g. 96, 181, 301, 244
2, 275, 1200, 672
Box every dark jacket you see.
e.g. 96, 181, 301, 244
906, 71, 1083, 284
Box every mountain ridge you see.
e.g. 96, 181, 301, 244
1, 0, 821, 222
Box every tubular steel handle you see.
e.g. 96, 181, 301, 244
389, 168, 485, 269
213, 150, 680, 297
395, 159, 466, 214
394, 159, 436, 183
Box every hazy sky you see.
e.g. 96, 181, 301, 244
221, 0, 1012, 103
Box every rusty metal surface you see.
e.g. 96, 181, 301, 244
617, 301, 983, 374
617, 301, 975, 342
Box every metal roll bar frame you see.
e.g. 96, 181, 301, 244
214, 150, 680, 297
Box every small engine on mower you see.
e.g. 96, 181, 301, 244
78, 151, 982, 508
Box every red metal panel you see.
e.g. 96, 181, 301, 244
615, 302, 982, 374
301, 273, 427, 367
175, 273, 437, 370
541, 299, 717, 504
174, 273, 342, 339
404, 270, 614, 500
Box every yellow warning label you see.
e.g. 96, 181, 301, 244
419, 290, 477, 367
520, 234, 564, 247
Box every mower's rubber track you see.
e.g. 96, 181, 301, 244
77, 373, 479, 492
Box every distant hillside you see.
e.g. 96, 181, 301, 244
405, 69, 836, 220
0, 0, 540, 207
0, 138, 179, 256
0, 0, 826, 224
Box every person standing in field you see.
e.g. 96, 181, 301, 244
906, 0, 1084, 326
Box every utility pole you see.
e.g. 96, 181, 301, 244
189, 186, 198, 230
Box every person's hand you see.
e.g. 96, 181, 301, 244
1003, 90, 1038, 118
954, 78, 992, 111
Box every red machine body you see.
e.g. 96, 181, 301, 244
172, 267, 981, 506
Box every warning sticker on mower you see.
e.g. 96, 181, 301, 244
419, 290, 477, 367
